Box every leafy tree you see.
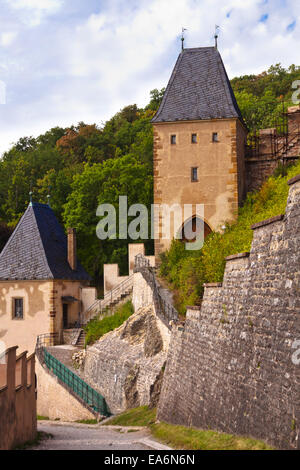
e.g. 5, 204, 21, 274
63, 154, 153, 282
232, 63, 300, 131
146, 88, 165, 111
0, 221, 13, 252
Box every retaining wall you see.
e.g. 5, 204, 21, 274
157, 175, 300, 450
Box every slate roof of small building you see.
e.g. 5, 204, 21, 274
0, 203, 91, 281
152, 47, 243, 123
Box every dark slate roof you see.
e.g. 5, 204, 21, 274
152, 47, 243, 123
0, 203, 91, 281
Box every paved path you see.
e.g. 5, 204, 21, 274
30, 422, 172, 451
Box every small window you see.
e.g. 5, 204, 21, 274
191, 167, 198, 182
191, 133, 197, 144
212, 132, 219, 142
13, 298, 24, 319
171, 135, 176, 145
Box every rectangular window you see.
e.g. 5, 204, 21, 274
171, 135, 176, 145
212, 132, 219, 142
191, 133, 197, 143
191, 167, 198, 182
13, 298, 24, 319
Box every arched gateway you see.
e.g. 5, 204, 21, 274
179, 216, 212, 243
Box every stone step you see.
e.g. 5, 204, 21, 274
76, 330, 86, 348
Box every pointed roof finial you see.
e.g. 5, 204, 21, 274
47, 185, 52, 208
181, 27, 187, 51
29, 181, 33, 206
215, 25, 220, 49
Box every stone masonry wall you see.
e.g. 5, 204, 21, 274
84, 305, 168, 414
36, 359, 96, 422
132, 271, 171, 351
245, 158, 279, 193
157, 175, 300, 450
245, 109, 300, 193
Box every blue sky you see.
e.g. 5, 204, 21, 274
0, 0, 299, 155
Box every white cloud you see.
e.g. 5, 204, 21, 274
62, 0, 300, 107
7, 0, 61, 11
5, 0, 62, 26
0, 0, 300, 156
0, 32, 17, 46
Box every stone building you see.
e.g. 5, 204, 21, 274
152, 46, 247, 256
0, 202, 95, 353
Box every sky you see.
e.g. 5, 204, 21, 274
0, 0, 299, 155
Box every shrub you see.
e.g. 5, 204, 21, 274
84, 300, 134, 346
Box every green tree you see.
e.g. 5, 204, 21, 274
63, 155, 153, 283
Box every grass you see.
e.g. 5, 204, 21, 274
160, 160, 300, 314
76, 419, 98, 425
105, 406, 157, 427
84, 300, 134, 346
150, 422, 273, 451
37, 415, 50, 421
14, 431, 53, 450
104, 406, 273, 450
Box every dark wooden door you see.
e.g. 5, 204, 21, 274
63, 304, 69, 329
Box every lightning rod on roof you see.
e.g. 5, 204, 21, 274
181, 28, 187, 51
29, 181, 33, 205
47, 185, 52, 208
215, 25, 220, 49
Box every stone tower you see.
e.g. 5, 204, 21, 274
152, 47, 247, 257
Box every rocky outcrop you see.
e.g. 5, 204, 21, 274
83, 306, 167, 414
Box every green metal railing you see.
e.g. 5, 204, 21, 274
36, 335, 111, 417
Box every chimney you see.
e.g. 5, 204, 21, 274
67, 228, 77, 271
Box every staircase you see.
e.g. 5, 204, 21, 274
81, 274, 134, 326
279, 133, 300, 163
36, 334, 111, 418
76, 330, 86, 348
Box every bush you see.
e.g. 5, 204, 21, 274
160, 161, 300, 315
84, 300, 134, 346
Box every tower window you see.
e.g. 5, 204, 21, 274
13, 298, 24, 319
191, 133, 197, 143
191, 167, 198, 182
171, 135, 176, 145
212, 132, 219, 142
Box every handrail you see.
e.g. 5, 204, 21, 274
36, 334, 111, 417
246, 127, 300, 161
276, 129, 300, 157
81, 273, 134, 325
134, 254, 178, 326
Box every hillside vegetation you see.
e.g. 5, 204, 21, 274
84, 301, 134, 346
231, 63, 300, 131
105, 406, 272, 450
0, 89, 164, 280
0, 64, 299, 284
160, 161, 300, 315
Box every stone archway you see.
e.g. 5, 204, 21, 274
179, 216, 212, 243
